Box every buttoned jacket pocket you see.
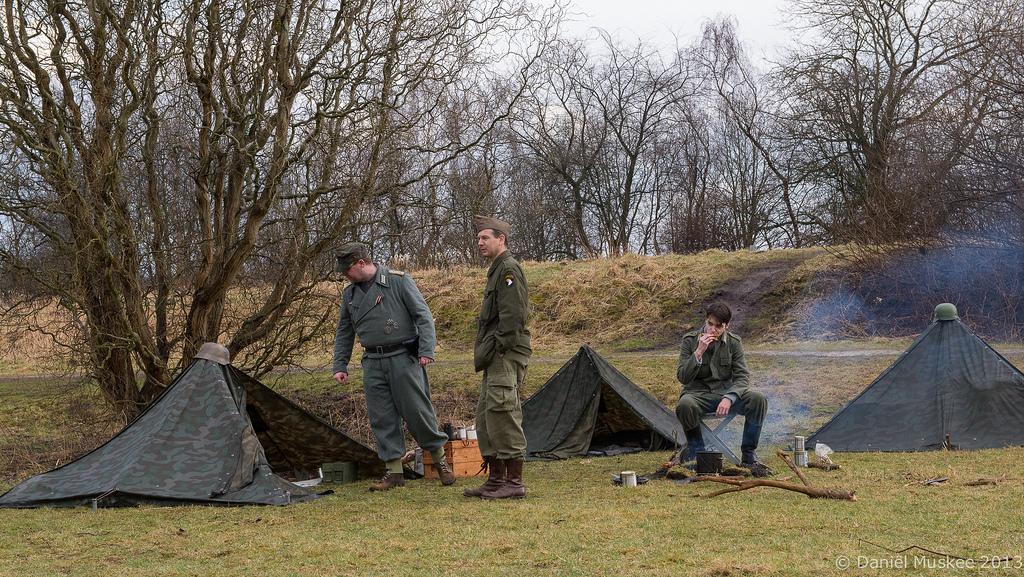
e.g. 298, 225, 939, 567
482, 286, 498, 320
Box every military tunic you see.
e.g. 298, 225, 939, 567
474, 250, 531, 460
675, 329, 767, 431
333, 266, 448, 462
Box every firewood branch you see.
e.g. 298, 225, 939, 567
964, 474, 1023, 486
698, 450, 857, 501
700, 478, 857, 500
777, 449, 812, 487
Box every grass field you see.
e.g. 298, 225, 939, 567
1, 446, 1022, 576
3, 343, 1024, 576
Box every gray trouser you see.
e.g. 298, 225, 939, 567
476, 352, 528, 460
675, 390, 768, 431
362, 353, 449, 462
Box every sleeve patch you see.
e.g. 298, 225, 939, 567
505, 273, 515, 286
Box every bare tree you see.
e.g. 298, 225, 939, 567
777, 0, 999, 248
698, 18, 807, 248
0, 0, 555, 413
509, 39, 607, 258
592, 33, 697, 256
510, 33, 699, 257
661, 105, 721, 253
0, 0, 173, 412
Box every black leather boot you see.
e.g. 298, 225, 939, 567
684, 427, 704, 462
740, 420, 763, 465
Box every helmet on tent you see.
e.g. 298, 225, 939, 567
934, 303, 958, 321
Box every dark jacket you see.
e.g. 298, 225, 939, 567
676, 329, 750, 398
474, 250, 531, 372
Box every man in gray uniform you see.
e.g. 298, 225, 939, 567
463, 216, 532, 499
333, 242, 455, 491
675, 302, 768, 468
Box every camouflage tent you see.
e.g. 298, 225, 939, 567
522, 345, 681, 460
808, 303, 1024, 452
0, 343, 382, 508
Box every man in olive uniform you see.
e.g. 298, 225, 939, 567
675, 302, 769, 468
333, 242, 455, 491
463, 216, 531, 500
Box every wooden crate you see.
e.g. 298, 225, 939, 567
421, 439, 485, 478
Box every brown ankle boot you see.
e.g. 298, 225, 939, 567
482, 459, 525, 499
463, 457, 504, 498
433, 459, 457, 486
369, 473, 405, 492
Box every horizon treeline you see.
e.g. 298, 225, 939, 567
1, 0, 1022, 411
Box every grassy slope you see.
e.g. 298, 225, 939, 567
420, 248, 832, 354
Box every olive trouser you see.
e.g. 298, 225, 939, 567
675, 390, 768, 431
476, 352, 529, 461
362, 353, 449, 463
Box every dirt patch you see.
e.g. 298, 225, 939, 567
699, 252, 817, 335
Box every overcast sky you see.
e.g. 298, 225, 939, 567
562, 0, 794, 60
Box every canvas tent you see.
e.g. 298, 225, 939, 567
522, 345, 681, 460
808, 303, 1024, 452
0, 343, 382, 508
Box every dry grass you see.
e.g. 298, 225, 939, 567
2, 246, 1016, 376
0, 298, 83, 376
0, 377, 125, 486
416, 248, 835, 354
0, 248, 841, 375
528, 254, 702, 346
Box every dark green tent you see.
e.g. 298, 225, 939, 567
522, 345, 681, 460
0, 343, 382, 508
808, 303, 1024, 452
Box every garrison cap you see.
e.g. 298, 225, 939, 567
335, 242, 371, 273
474, 215, 511, 238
